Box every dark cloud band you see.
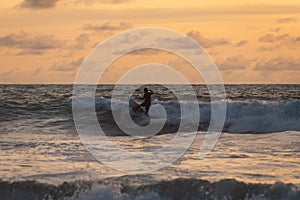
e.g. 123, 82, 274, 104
20, 0, 60, 9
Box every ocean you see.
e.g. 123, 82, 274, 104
0, 84, 299, 199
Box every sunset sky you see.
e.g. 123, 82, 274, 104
0, 0, 299, 84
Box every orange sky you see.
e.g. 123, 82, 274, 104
0, 0, 299, 84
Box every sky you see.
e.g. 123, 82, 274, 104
0, 0, 299, 84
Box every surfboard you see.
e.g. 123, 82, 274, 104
132, 100, 148, 115
132, 105, 144, 113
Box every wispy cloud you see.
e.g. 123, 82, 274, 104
235, 40, 248, 47
20, 0, 60, 9
50, 57, 84, 71
218, 55, 251, 70
0, 69, 17, 77
270, 27, 281, 32
254, 57, 300, 71
277, 17, 297, 24
0, 31, 66, 50
83, 22, 132, 32
15, 50, 45, 56
187, 31, 230, 48
257, 45, 280, 52
75, 0, 132, 5
73, 33, 89, 49
258, 33, 289, 43
257, 33, 300, 49
33, 67, 43, 76
19, 0, 132, 9
122, 48, 162, 56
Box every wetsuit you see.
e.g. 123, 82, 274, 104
140, 90, 153, 114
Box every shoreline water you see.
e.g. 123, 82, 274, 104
1, 131, 299, 185
1, 177, 299, 200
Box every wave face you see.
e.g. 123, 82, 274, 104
74, 97, 300, 134
0, 84, 299, 134
222, 100, 300, 133
0, 178, 299, 200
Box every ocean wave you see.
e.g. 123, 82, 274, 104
0, 178, 299, 200
73, 97, 300, 134
1, 95, 299, 134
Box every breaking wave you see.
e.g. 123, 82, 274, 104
1, 178, 299, 200
73, 97, 300, 134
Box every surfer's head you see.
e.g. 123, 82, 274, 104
144, 88, 148, 93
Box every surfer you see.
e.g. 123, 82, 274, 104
136, 88, 154, 114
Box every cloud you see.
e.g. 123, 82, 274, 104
258, 34, 275, 43
235, 40, 248, 47
277, 17, 297, 24
0, 32, 66, 50
83, 22, 132, 32
75, 0, 132, 5
15, 50, 45, 56
110, 33, 203, 56
33, 67, 43, 76
270, 27, 281, 32
218, 55, 251, 70
20, 0, 60, 9
19, 0, 132, 9
257, 33, 300, 45
119, 48, 162, 56
155, 36, 202, 50
73, 33, 89, 49
254, 57, 300, 71
50, 57, 84, 71
257, 45, 280, 52
187, 31, 230, 48
0, 69, 17, 77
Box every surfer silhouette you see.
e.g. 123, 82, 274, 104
134, 88, 154, 114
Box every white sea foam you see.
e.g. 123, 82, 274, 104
1, 178, 299, 200
73, 97, 300, 133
